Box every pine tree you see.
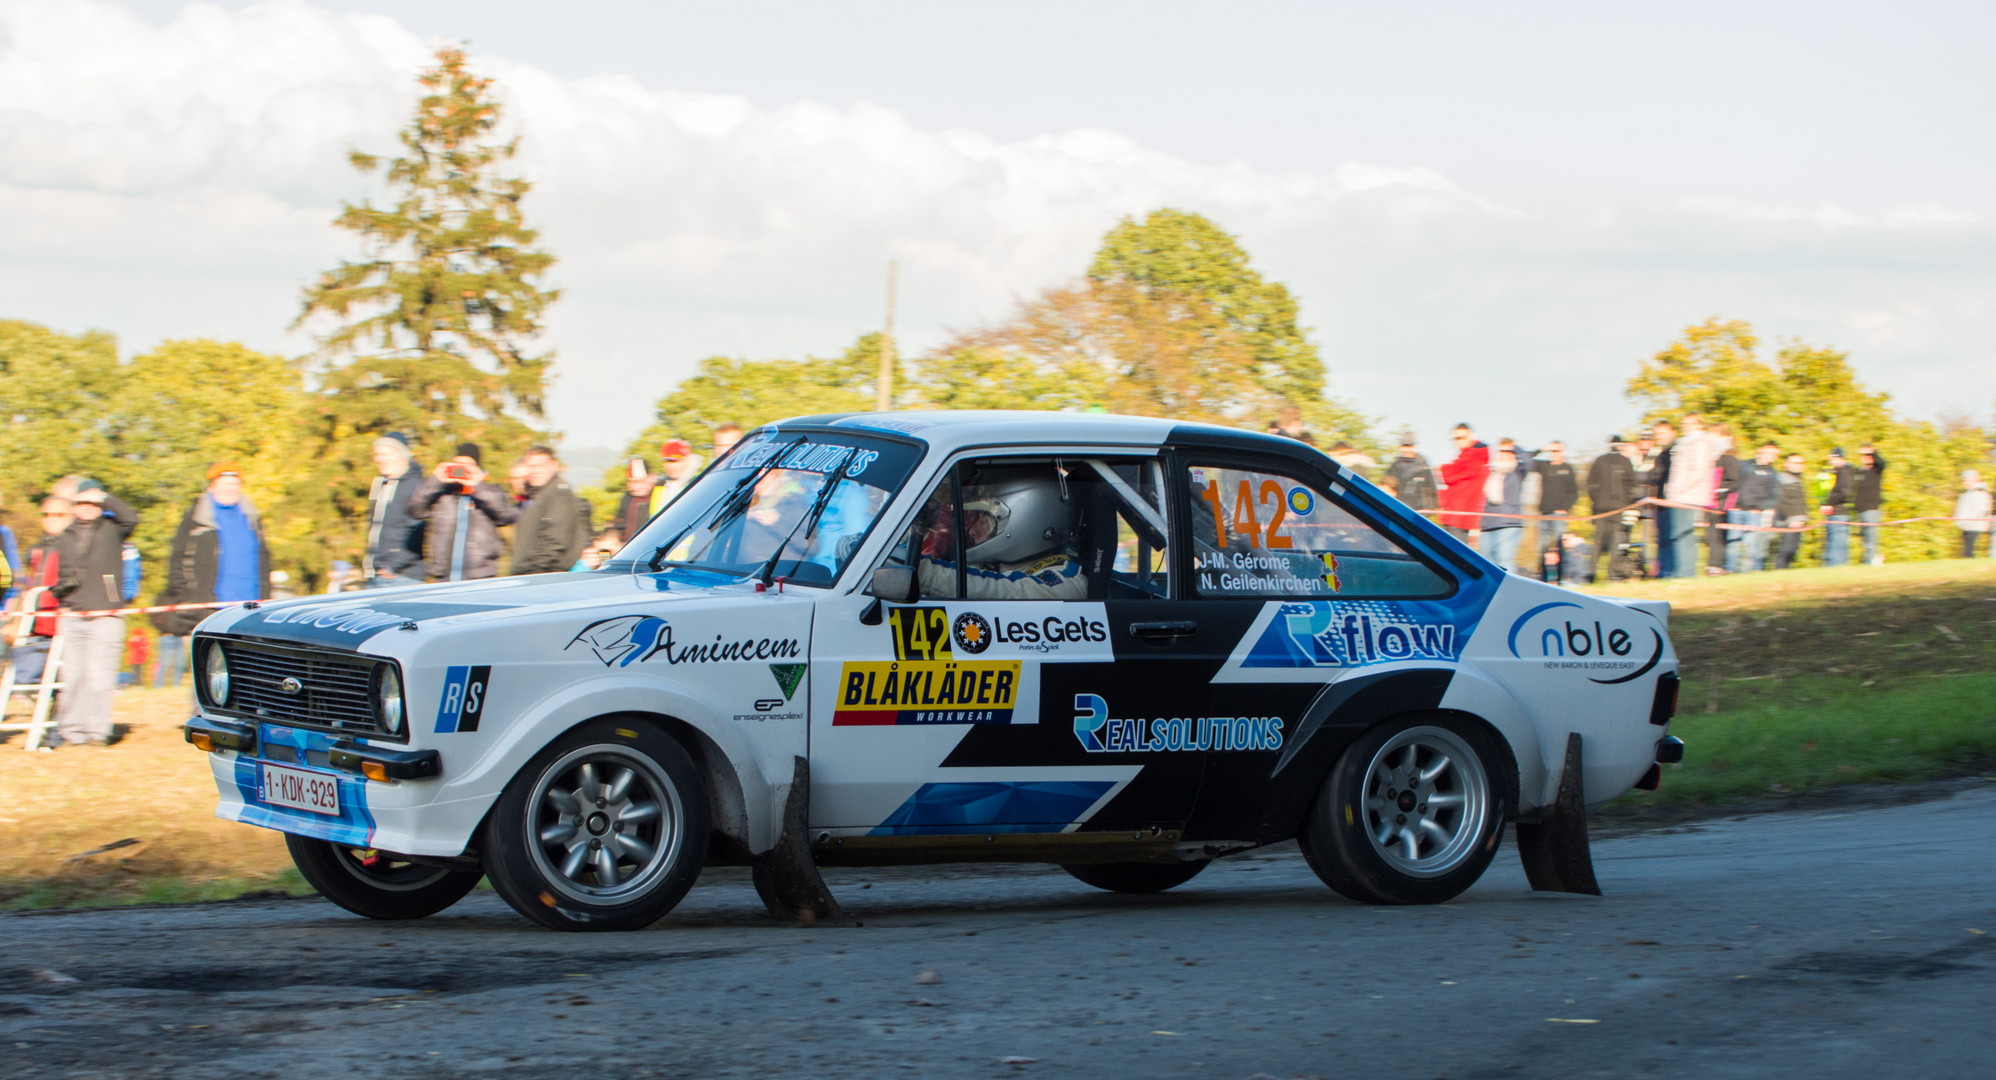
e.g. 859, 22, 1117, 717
294, 46, 557, 567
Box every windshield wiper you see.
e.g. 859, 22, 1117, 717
647, 436, 806, 571
753, 448, 855, 587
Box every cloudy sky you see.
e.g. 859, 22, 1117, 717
5, 0, 1993, 460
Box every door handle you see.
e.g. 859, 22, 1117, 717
1128, 620, 1198, 641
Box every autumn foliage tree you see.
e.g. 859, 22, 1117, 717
294, 47, 557, 568
1628, 317, 1991, 562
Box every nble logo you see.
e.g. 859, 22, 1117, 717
1506, 601, 1662, 685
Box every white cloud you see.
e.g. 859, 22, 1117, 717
2, 0, 1992, 458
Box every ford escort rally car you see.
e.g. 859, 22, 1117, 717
186, 412, 1683, 931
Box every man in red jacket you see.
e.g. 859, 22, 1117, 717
1437, 423, 1490, 543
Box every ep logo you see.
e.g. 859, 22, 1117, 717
434, 665, 492, 733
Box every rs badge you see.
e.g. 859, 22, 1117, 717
434, 665, 492, 733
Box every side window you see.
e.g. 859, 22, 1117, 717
876, 456, 1170, 602
1186, 463, 1451, 600
874, 478, 959, 600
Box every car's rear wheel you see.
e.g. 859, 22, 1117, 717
285, 834, 482, 920
1061, 861, 1206, 894
483, 719, 708, 932
1298, 714, 1507, 905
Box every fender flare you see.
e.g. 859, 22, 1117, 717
430, 677, 787, 858
1255, 666, 1531, 841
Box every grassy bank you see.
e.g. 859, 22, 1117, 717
1583, 559, 1996, 808
0, 687, 311, 910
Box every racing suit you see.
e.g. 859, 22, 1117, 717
919, 552, 1088, 601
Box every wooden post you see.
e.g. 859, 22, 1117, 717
876, 261, 897, 412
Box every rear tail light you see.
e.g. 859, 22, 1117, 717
1649, 672, 1680, 726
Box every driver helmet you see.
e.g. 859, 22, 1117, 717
962, 468, 1071, 565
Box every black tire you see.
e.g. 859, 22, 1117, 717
1298, 713, 1508, 905
1061, 861, 1206, 894
285, 834, 482, 920
483, 718, 709, 932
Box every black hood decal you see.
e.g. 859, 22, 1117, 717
225, 599, 516, 651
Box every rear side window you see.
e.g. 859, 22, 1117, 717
1185, 463, 1452, 599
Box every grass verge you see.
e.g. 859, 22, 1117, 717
1589, 558, 1996, 810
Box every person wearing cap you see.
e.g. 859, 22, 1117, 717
152, 462, 271, 688
511, 446, 589, 576
411, 442, 520, 582
1817, 447, 1858, 567
647, 439, 705, 517
1382, 433, 1438, 513
48, 478, 138, 748
1586, 434, 1640, 582
364, 432, 428, 588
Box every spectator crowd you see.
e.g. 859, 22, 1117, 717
0, 425, 747, 751
1306, 414, 1996, 585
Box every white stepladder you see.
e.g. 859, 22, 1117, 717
0, 587, 66, 751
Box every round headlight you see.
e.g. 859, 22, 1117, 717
204, 645, 230, 705
377, 666, 404, 734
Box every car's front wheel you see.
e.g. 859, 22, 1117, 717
1061, 861, 1206, 894
285, 834, 482, 920
483, 719, 709, 932
1298, 714, 1507, 905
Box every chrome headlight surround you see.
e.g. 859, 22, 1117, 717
203, 641, 231, 707
374, 664, 405, 735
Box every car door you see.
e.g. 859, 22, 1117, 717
1171, 451, 1464, 839
808, 450, 1208, 838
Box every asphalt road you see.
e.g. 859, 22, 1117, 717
5, 788, 1993, 1080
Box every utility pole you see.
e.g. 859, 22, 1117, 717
876, 260, 897, 412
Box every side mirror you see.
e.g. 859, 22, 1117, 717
865, 566, 919, 604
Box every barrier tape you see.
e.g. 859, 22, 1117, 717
2, 599, 244, 627
1418, 496, 1995, 534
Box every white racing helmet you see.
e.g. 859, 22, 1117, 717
962, 469, 1070, 564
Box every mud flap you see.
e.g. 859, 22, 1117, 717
751, 756, 848, 925
1514, 732, 1602, 896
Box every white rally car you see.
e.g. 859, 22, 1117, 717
186, 412, 1682, 931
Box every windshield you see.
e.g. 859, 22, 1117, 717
602, 429, 923, 586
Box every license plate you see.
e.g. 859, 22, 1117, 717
259, 762, 341, 816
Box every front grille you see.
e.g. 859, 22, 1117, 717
214, 639, 389, 737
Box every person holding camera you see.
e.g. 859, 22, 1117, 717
410, 443, 519, 582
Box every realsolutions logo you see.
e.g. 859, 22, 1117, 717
1505, 601, 1662, 685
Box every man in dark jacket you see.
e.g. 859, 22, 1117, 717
1774, 452, 1811, 569
152, 462, 272, 684
1733, 442, 1781, 572
1818, 448, 1858, 567
51, 479, 138, 748
364, 433, 427, 588
1854, 443, 1887, 566
411, 443, 519, 582
1534, 441, 1579, 515
1586, 435, 1640, 582
1382, 434, 1438, 512
511, 447, 589, 575
614, 455, 654, 543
